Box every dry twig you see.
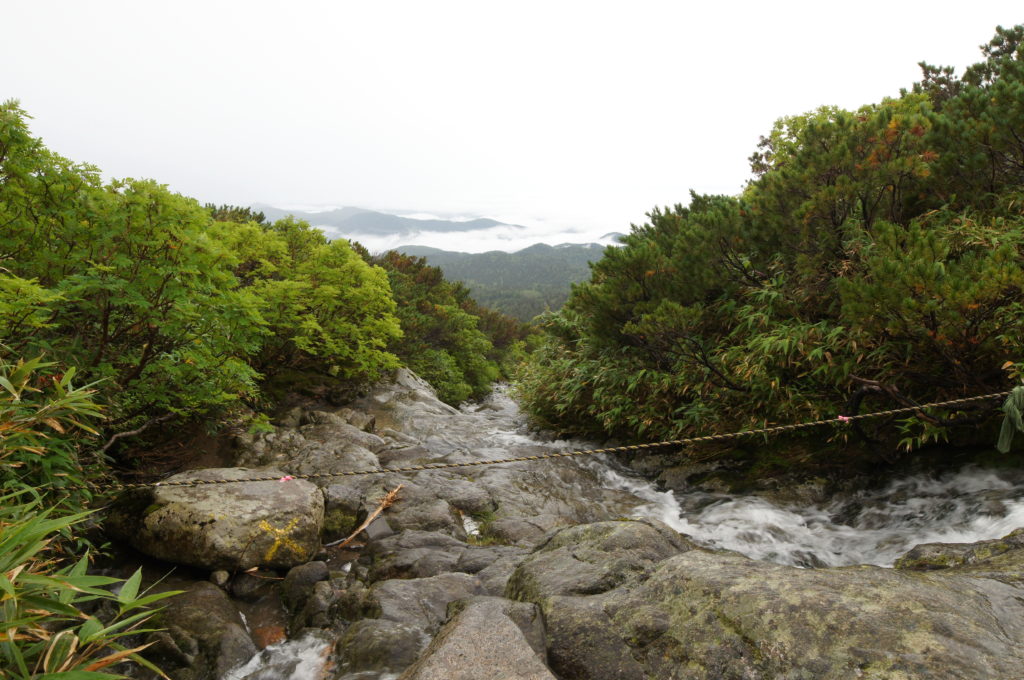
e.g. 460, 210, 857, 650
323, 484, 403, 549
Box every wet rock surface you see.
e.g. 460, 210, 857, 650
105, 468, 324, 570
508, 522, 1024, 680
112, 370, 1024, 680
146, 582, 257, 680
894, 526, 1024, 572
399, 597, 553, 680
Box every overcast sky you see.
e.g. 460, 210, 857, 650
3, 1, 1022, 248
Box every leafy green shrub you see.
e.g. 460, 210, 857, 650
210, 216, 402, 383
0, 356, 104, 514
517, 26, 1024, 460
0, 490, 178, 679
1, 101, 265, 430
372, 252, 501, 404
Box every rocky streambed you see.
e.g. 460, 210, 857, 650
105, 370, 1024, 679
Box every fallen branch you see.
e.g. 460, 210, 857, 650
324, 484, 403, 549
99, 413, 176, 456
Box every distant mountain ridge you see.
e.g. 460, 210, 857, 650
252, 203, 520, 236
396, 242, 612, 321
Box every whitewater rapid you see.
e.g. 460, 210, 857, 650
477, 387, 1024, 568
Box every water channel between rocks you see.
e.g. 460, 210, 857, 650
478, 386, 1024, 569
221, 382, 1024, 679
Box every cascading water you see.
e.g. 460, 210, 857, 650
477, 387, 1024, 568
220, 385, 1024, 679
596, 461, 1024, 567
222, 632, 336, 680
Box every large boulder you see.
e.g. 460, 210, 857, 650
399, 597, 554, 680
145, 581, 256, 680
105, 467, 324, 570
509, 520, 1024, 680
506, 519, 697, 602
597, 550, 1024, 679
368, 572, 483, 634
330, 572, 484, 678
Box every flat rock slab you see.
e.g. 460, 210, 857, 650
105, 467, 324, 570
400, 597, 555, 680
509, 521, 1024, 680
599, 550, 1024, 679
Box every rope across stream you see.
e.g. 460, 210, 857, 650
103, 391, 1010, 490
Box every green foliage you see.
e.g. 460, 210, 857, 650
372, 252, 501, 404
204, 203, 267, 226
0, 357, 104, 514
923, 25, 1024, 203
1, 101, 265, 427
518, 26, 1024, 460
398, 243, 604, 321
0, 101, 408, 453
245, 412, 275, 435
211, 217, 402, 383
0, 490, 178, 679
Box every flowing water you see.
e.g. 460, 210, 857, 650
478, 387, 1024, 568
221, 386, 1024, 679
596, 461, 1024, 567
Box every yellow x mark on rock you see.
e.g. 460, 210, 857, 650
258, 517, 307, 562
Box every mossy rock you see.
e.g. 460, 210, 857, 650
895, 527, 1024, 572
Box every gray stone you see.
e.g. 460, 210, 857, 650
229, 570, 276, 603
448, 596, 547, 658
146, 581, 256, 680
486, 516, 564, 547
334, 618, 429, 676
508, 520, 1024, 680
369, 480, 467, 539
895, 526, 1024, 572
293, 579, 337, 631
435, 477, 496, 515
376, 429, 421, 446
614, 550, 1024, 678
322, 476, 378, 529
369, 572, 482, 634
209, 570, 230, 588
455, 545, 526, 575
376, 445, 435, 468
506, 520, 694, 602
274, 406, 305, 429
232, 430, 307, 469
362, 516, 395, 542
105, 468, 323, 570
284, 441, 380, 479
542, 595, 644, 680
332, 407, 376, 432
281, 561, 330, 615
399, 597, 554, 680
300, 410, 388, 452
365, 530, 467, 581
476, 551, 531, 596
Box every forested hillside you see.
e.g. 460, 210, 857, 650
368, 251, 535, 403
0, 101, 523, 501
517, 25, 1024, 464
398, 242, 607, 320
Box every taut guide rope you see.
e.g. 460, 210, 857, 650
91, 391, 1010, 491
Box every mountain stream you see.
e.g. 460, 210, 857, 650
222, 383, 1024, 679
476, 387, 1024, 568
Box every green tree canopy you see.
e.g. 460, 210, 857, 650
517, 26, 1024, 462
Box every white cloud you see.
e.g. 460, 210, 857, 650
3, 0, 1021, 240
